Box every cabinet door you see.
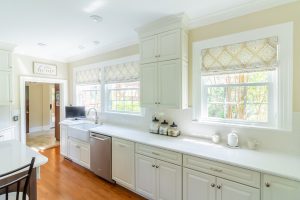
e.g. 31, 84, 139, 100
79, 142, 90, 168
0, 70, 11, 105
157, 29, 181, 62
217, 178, 260, 200
140, 63, 157, 107
60, 125, 68, 156
0, 128, 14, 141
157, 60, 181, 108
262, 174, 300, 200
68, 139, 81, 163
0, 50, 11, 69
140, 35, 157, 64
156, 160, 182, 200
135, 154, 156, 200
112, 138, 135, 190
183, 168, 216, 200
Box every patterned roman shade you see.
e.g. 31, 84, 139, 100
76, 67, 101, 84
104, 61, 139, 83
201, 37, 278, 75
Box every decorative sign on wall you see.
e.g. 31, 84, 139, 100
33, 62, 57, 76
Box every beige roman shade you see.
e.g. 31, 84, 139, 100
104, 61, 139, 83
76, 67, 101, 84
201, 37, 278, 75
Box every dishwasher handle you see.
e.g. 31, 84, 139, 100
90, 133, 110, 141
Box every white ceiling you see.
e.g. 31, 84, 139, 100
0, 0, 294, 63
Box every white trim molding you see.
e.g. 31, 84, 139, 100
192, 22, 293, 131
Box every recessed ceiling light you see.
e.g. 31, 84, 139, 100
37, 43, 47, 47
90, 15, 103, 23
93, 41, 100, 45
78, 45, 85, 50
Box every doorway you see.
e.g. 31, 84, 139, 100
25, 82, 60, 151
20, 76, 67, 146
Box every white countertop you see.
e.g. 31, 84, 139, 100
0, 140, 48, 175
89, 124, 300, 182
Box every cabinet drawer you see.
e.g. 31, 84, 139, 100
136, 143, 182, 165
183, 155, 260, 188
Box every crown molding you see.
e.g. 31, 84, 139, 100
188, 0, 298, 29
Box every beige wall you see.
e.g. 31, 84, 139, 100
68, 2, 300, 112
28, 83, 54, 130
189, 1, 300, 111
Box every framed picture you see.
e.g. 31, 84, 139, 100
33, 62, 57, 76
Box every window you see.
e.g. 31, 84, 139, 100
202, 71, 276, 125
76, 84, 101, 111
105, 81, 141, 114
192, 23, 293, 130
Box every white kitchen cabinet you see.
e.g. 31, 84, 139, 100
140, 59, 188, 109
140, 62, 157, 107
136, 153, 157, 199
60, 125, 68, 156
183, 168, 216, 200
0, 69, 12, 105
156, 159, 182, 200
68, 138, 90, 169
135, 153, 182, 200
140, 29, 187, 64
0, 50, 12, 69
0, 127, 14, 142
217, 178, 260, 200
262, 174, 300, 200
112, 138, 135, 190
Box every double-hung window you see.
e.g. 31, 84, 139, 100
103, 60, 141, 114
193, 23, 293, 130
75, 66, 101, 111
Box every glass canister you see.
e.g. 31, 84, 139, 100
167, 122, 180, 137
149, 117, 160, 134
159, 120, 168, 135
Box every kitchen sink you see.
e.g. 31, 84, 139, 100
68, 123, 101, 142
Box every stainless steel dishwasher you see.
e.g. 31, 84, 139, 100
90, 132, 114, 183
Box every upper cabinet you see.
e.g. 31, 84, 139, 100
140, 29, 187, 64
0, 50, 12, 70
137, 13, 189, 109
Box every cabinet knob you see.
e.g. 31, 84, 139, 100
265, 182, 271, 187
211, 183, 216, 188
152, 164, 155, 167
155, 165, 159, 168
216, 185, 222, 189
157, 102, 160, 104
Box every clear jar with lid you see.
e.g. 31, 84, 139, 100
167, 122, 180, 137
159, 120, 168, 135
149, 117, 160, 134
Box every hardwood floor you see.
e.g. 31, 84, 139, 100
37, 147, 145, 200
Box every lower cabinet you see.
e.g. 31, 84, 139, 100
135, 153, 182, 200
60, 125, 68, 156
262, 174, 300, 200
112, 138, 135, 190
68, 138, 90, 169
183, 167, 260, 200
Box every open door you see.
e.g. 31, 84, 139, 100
25, 86, 29, 134
54, 84, 60, 141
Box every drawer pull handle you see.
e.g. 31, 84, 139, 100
152, 164, 155, 168
156, 165, 159, 168
152, 152, 160, 156
118, 144, 126, 148
211, 183, 216, 188
265, 182, 271, 187
210, 167, 223, 173
217, 185, 222, 189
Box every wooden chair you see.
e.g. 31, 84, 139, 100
0, 157, 35, 200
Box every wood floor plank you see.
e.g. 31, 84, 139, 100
37, 147, 145, 200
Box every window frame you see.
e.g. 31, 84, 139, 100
73, 55, 143, 116
192, 22, 293, 130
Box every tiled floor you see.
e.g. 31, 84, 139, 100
26, 129, 59, 151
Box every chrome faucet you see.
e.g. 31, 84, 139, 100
87, 108, 99, 124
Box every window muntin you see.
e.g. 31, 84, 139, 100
105, 81, 141, 114
201, 71, 275, 125
76, 84, 101, 111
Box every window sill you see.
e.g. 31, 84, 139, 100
193, 119, 290, 132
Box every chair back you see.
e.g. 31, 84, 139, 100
0, 157, 35, 200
